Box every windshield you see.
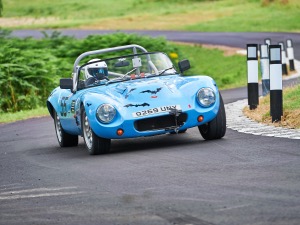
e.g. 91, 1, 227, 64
78, 52, 177, 88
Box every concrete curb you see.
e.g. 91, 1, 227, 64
225, 99, 300, 139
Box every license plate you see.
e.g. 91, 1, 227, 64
132, 105, 181, 118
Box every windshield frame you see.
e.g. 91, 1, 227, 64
76, 51, 177, 89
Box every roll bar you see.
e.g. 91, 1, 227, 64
71, 44, 148, 92
73, 44, 148, 73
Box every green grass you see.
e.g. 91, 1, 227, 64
1, 0, 300, 32
245, 84, 300, 129
283, 84, 300, 110
257, 84, 300, 111
185, 0, 300, 32
0, 107, 49, 124
177, 44, 246, 89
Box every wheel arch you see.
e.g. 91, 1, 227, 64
47, 101, 54, 119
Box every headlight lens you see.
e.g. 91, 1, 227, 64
96, 104, 116, 123
197, 88, 216, 107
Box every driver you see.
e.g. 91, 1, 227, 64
84, 58, 108, 81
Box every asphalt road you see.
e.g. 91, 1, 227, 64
11, 30, 300, 59
1, 31, 300, 225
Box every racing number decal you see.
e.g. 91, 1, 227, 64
60, 97, 68, 117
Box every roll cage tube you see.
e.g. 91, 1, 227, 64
78, 52, 162, 81
72, 45, 148, 92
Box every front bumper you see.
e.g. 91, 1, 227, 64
90, 103, 219, 139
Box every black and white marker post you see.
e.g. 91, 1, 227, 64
269, 45, 283, 122
286, 39, 295, 71
265, 38, 271, 46
247, 44, 259, 110
279, 42, 288, 75
260, 44, 270, 96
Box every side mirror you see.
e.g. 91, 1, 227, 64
178, 59, 190, 73
60, 78, 73, 90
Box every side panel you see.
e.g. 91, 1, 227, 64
47, 88, 82, 135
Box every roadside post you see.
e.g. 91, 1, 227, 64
260, 44, 270, 96
247, 44, 259, 110
286, 39, 295, 71
269, 45, 283, 122
265, 38, 271, 46
278, 42, 288, 75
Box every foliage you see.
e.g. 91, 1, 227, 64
0, 0, 2, 17
0, 43, 62, 112
0, 28, 11, 37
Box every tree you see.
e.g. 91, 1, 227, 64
0, 0, 3, 17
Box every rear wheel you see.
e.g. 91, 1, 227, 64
198, 93, 226, 140
81, 108, 111, 155
54, 111, 78, 147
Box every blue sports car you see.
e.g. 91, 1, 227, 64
47, 44, 226, 155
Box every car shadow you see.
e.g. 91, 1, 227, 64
108, 128, 227, 155
26, 127, 228, 158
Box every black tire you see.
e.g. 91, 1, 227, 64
54, 111, 78, 147
81, 107, 111, 155
198, 93, 226, 140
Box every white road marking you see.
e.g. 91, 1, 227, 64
0, 191, 84, 200
0, 186, 77, 195
0, 186, 84, 200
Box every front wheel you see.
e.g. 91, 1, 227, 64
81, 108, 111, 155
170, 129, 187, 134
54, 110, 78, 147
198, 93, 226, 140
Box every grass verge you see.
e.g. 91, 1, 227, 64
176, 43, 246, 89
243, 84, 300, 129
1, 0, 299, 32
0, 107, 49, 124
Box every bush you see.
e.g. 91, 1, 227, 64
0, 44, 61, 112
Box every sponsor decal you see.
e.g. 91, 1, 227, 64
125, 88, 136, 99
140, 87, 162, 94
124, 103, 150, 108
71, 100, 76, 113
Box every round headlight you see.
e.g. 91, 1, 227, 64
96, 104, 116, 123
197, 88, 216, 107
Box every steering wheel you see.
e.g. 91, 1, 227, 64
85, 77, 97, 86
